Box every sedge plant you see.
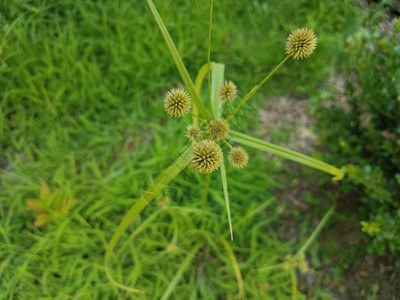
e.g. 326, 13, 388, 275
104, 0, 344, 297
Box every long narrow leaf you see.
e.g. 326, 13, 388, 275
104, 147, 192, 293
220, 237, 244, 300
211, 63, 225, 118
290, 269, 298, 300
220, 159, 233, 240
161, 242, 202, 300
207, 0, 214, 115
230, 130, 344, 180
297, 205, 335, 254
146, 0, 210, 120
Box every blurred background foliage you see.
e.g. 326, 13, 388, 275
0, 0, 398, 299
312, 3, 400, 255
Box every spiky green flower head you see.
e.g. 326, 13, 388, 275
285, 28, 317, 60
219, 80, 237, 102
207, 118, 229, 141
191, 139, 223, 174
164, 88, 192, 117
185, 125, 202, 142
228, 147, 249, 168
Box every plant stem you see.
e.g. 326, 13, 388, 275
201, 173, 211, 230
297, 205, 335, 254
290, 268, 298, 300
220, 237, 244, 300
226, 55, 290, 121
256, 263, 285, 272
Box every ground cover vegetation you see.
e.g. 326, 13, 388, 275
2, 0, 394, 299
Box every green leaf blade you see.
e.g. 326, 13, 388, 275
104, 146, 192, 293
220, 159, 233, 240
230, 130, 344, 180
211, 63, 225, 118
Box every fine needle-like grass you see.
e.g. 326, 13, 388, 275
0, 0, 362, 298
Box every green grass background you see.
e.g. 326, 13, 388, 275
1, 0, 360, 299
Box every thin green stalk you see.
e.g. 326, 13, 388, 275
220, 237, 244, 300
207, 0, 214, 116
221, 101, 227, 114
256, 262, 285, 273
201, 173, 211, 230
297, 205, 335, 254
226, 55, 290, 121
290, 268, 298, 300
161, 242, 202, 300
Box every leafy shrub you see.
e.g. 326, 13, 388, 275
312, 7, 400, 255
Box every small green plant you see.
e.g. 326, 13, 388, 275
104, 0, 344, 296
26, 181, 77, 227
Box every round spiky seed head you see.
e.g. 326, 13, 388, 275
285, 28, 317, 60
219, 80, 237, 102
228, 147, 249, 168
185, 125, 202, 142
164, 88, 192, 117
207, 118, 230, 141
191, 140, 223, 174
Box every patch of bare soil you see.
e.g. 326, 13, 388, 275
258, 96, 400, 299
258, 96, 316, 154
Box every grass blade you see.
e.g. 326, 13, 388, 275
230, 130, 344, 180
104, 147, 192, 293
290, 268, 298, 300
146, 0, 211, 120
161, 242, 202, 300
220, 159, 233, 240
220, 237, 244, 300
296, 205, 335, 254
201, 173, 211, 230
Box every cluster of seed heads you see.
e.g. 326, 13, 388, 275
163, 84, 247, 173
163, 28, 317, 173
282, 253, 308, 273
